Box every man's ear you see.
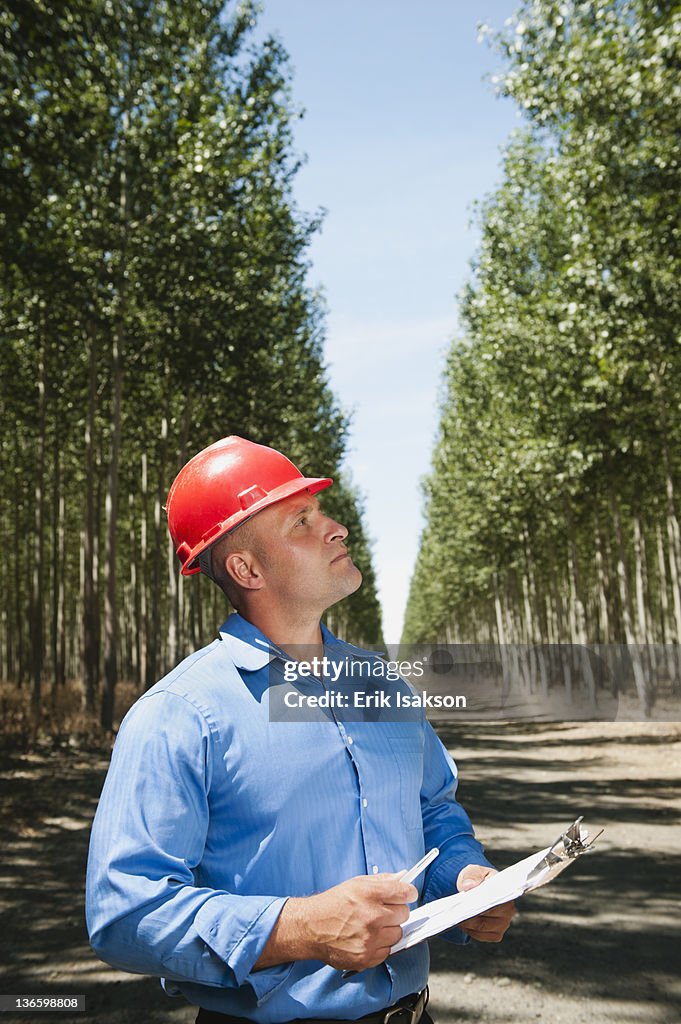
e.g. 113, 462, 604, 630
223, 551, 264, 592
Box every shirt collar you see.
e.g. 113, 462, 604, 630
218, 613, 281, 671
320, 622, 384, 661
218, 612, 383, 671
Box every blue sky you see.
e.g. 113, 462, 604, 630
254, 0, 521, 640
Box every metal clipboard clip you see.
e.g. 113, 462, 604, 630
525, 816, 604, 890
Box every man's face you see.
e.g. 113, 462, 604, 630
248, 492, 363, 615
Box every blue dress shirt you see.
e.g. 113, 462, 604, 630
86, 613, 492, 1021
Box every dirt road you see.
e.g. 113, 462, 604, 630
1, 721, 679, 1023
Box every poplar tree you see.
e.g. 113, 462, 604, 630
404, 0, 681, 716
0, 0, 383, 735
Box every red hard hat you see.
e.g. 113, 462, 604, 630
166, 436, 333, 576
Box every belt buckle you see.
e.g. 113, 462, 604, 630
383, 988, 428, 1024
383, 1008, 415, 1024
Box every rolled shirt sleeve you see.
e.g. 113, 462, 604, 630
419, 720, 495, 943
86, 692, 289, 999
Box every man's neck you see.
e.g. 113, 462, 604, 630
239, 605, 324, 662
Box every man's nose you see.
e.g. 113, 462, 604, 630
323, 516, 348, 543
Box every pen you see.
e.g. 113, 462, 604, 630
342, 848, 439, 978
400, 847, 439, 885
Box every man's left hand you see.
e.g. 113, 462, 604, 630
456, 864, 516, 942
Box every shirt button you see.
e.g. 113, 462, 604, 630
362, 798, 368, 808
372, 865, 379, 874
347, 736, 353, 745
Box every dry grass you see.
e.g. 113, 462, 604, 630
0, 680, 144, 752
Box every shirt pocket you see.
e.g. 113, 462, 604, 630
387, 735, 424, 832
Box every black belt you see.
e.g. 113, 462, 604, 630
364, 986, 429, 1024
196, 987, 429, 1024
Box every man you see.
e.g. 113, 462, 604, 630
86, 435, 514, 1024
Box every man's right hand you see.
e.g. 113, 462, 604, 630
254, 873, 418, 972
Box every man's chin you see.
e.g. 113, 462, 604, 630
342, 561, 364, 598
347, 564, 363, 594
329, 563, 363, 605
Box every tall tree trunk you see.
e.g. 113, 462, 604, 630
652, 382, 681, 635
140, 452, 148, 688
520, 568, 537, 692
656, 522, 670, 643
101, 324, 123, 731
610, 491, 651, 716
30, 350, 46, 732
634, 517, 657, 693
565, 503, 586, 640
664, 471, 681, 644
544, 591, 554, 645
128, 491, 140, 686
191, 576, 202, 652
13, 428, 24, 684
651, 379, 681, 691
165, 395, 197, 663
565, 501, 596, 707
497, 577, 507, 696
527, 546, 549, 696
3, 500, 12, 680
167, 531, 177, 667
503, 576, 525, 692
177, 393, 194, 466
595, 523, 610, 643
177, 566, 185, 660
148, 413, 168, 688
0, 489, 6, 680
633, 516, 647, 644
82, 329, 99, 711
78, 529, 85, 687
51, 432, 66, 696
566, 546, 579, 645
656, 521, 679, 694
0, 607, 6, 683
101, 89, 129, 728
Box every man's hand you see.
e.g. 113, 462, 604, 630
255, 873, 417, 972
456, 864, 516, 942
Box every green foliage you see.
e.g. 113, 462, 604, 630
404, 0, 681, 694
0, 0, 382, 724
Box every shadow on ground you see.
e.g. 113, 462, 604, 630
0, 721, 679, 1023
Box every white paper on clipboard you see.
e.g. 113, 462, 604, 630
392, 817, 601, 953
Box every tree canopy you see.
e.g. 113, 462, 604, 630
0, 0, 382, 733
403, 0, 681, 715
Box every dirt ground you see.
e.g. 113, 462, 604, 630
0, 719, 679, 1024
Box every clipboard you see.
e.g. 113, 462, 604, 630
392, 817, 602, 953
